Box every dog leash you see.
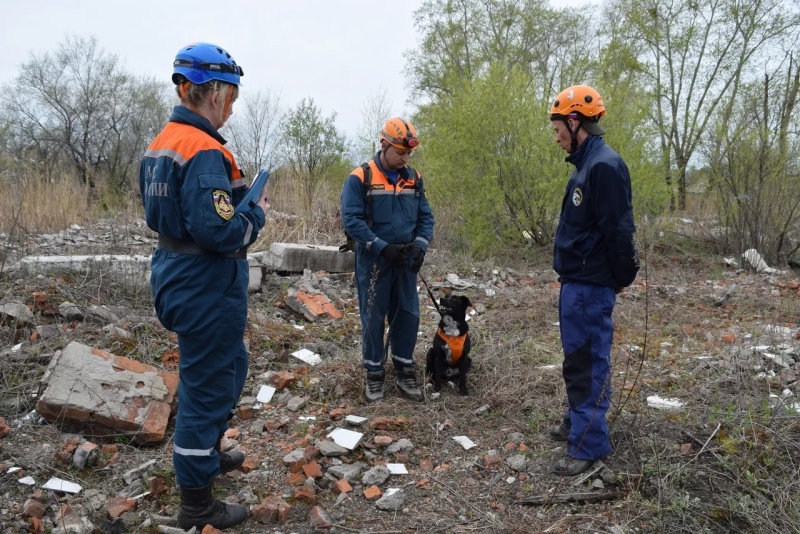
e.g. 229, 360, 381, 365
418, 272, 444, 318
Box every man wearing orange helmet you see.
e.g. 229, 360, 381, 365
340, 118, 434, 403
548, 85, 639, 476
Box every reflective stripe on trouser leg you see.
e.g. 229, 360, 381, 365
356, 255, 389, 372
171, 261, 249, 489
173, 333, 237, 487
559, 281, 615, 461
355, 249, 420, 372
388, 266, 420, 369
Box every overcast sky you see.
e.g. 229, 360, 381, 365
0, 0, 426, 139
1, 0, 592, 140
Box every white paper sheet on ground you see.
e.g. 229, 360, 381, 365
327, 428, 363, 450
387, 463, 408, 475
7, 466, 20, 474
256, 385, 276, 404
291, 348, 322, 366
299, 416, 317, 421
42, 477, 82, 493
646, 395, 685, 410
453, 435, 477, 450
385, 488, 401, 496
18, 476, 35, 485
345, 415, 367, 425
292, 325, 305, 330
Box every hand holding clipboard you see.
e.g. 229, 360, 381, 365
235, 169, 270, 214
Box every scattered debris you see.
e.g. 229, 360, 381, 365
647, 395, 685, 410
453, 435, 477, 450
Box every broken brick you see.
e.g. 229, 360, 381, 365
363, 485, 382, 500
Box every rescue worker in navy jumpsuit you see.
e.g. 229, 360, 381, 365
139, 42, 269, 530
548, 85, 639, 476
341, 118, 435, 403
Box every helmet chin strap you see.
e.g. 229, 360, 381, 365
563, 118, 581, 152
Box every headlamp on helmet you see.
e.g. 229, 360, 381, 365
381, 117, 419, 150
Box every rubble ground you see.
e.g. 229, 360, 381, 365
1, 224, 800, 533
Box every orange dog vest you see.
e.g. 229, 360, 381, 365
438, 328, 468, 364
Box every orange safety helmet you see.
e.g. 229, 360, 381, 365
380, 118, 419, 150
550, 85, 606, 136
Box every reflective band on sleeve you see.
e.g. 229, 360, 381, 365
143, 148, 187, 166
173, 444, 214, 457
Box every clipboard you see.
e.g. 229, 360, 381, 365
235, 169, 270, 214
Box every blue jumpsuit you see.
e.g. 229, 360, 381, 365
340, 153, 434, 373
553, 135, 638, 461
139, 106, 266, 489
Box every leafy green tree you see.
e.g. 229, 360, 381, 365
605, 0, 800, 209
595, 29, 669, 217
280, 98, 347, 208
408, 0, 590, 102
418, 65, 564, 255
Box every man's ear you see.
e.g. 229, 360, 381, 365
209, 90, 222, 109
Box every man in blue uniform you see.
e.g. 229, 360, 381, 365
341, 118, 435, 403
548, 85, 639, 476
140, 42, 269, 529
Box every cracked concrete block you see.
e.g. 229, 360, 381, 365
36, 342, 178, 444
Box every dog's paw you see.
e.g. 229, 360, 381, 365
430, 391, 441, 400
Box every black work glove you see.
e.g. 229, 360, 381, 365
409, 245, 425, 274
381, 244, 408, 268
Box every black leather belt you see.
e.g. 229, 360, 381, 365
158, 235, 247, 259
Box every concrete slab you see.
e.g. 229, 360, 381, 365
36, 342, 178, 444
265, 243, 354, 273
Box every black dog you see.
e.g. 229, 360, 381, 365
425, 295, 473, 395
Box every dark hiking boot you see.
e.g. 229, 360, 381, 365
219, 450, 245, 473
216, 437, 245, 474
548, 423, 570, 442
552, 456, 595, 476
365, 370, 386, 403
177, 483, 248, 530
395, 368, 423, 402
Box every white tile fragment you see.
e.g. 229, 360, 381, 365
345, 415, 368, 426
453, 435, 477, 450
387, 463, 408, 475
291, 348, 322, 366
257, 385, 276, 404
327, 428, 363, 450
42, 477, 82, 494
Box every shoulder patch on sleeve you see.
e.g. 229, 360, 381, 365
213, 189, 234, 220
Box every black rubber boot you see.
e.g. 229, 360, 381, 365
216, 437, 245, 474
177, 483, 248, 530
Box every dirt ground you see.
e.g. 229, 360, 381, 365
1, 227, 800, 533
